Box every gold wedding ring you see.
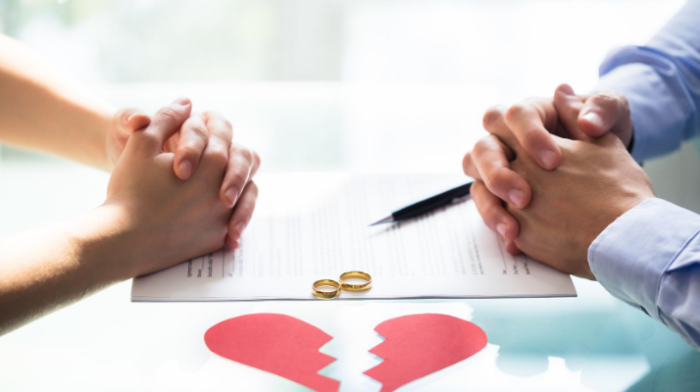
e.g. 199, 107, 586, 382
312, 279, 341, 300
339, 271, 373, 292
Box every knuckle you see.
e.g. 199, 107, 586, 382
204, 144, 229, 167
619, 93, 629, 108
187, 122, 208, 140
521, 128, 547, 150
206, 111, 232, 128
177, 144, 200, 159
484, 167, 510, 192
237, 146, 253, 163
505, 103, 528, 122
591, 92, 617, 108
483, 201, 503, 221
472, 137, 491, 158
247, 181, 259, 196
139, 130, 161, 145
229, 171, 248, 187
462, 152, 472, 173
238, 202, 256, 218
482, 107, 503, 128
156, 106, 181, 122
617, 94, 630, 115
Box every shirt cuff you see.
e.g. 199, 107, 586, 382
588, 198, 700, 321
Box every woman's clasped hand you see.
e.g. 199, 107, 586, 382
104, 98, 261, 278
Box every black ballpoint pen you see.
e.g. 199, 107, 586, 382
369, 181, 474, 226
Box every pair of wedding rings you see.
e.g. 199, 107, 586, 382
312, 271, 372, 300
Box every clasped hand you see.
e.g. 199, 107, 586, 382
105, 98, 260, 278
463, 85, 654, 279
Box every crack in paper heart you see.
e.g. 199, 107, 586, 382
204, 313, 340, 392
205, 313, 487, 392
363, 314, 488, 392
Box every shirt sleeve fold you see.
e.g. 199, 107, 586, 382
589, 198, 700, 350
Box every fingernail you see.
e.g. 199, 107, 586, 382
235, 222, 247, 236
174, 97, 191, 106
226, 187, 240, 207
496, 223, 507, 237
508, 188, 524, 207
126, 112, 140, 124
178, 160, 192, 179
582, 112, 604, 129
539, 149, 556, 169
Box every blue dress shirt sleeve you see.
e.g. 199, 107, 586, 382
595, 0, 700, 161
586, 1, 700, 350
589, 198, 700, 350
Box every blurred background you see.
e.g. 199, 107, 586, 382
0, 0, 688, 173
3, 4, 700, 390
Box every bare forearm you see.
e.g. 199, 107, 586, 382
0, 34, 115, 170
0, 205, 134, 336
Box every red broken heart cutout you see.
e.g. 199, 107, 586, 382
204, 313, 487, 392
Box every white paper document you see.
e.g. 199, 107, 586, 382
132, 173, 576, 301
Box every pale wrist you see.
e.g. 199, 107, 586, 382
72, 203, 142, 282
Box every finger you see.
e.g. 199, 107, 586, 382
500, 99, 562, 170
471, 180, 519, 241
204, 111, 233, 149
141, 97, 192, 153
578, 91, 631, 140
225, 181, 259, 249
173, 112, 208, 180
249, 150, 262, 179
553, 84, 589, 141
220, 143, 254, 207
504, 239, 521, 256
195, 111, 234, 182
114, 107, 151, 134
472, 135, 531, 208
482, 106, 523, 154
462, 152, 481, 180
107, 108, 151, 166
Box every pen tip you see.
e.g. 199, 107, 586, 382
369, 215, 394, 226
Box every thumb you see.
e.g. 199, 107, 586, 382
113, 108, 151, 136
106, 108, 152, 167
578, 92, 631, 143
